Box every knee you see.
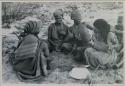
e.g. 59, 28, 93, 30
62, 43, 72, 50
42, 42, 48, 48
84, 47, 94, 58
84, 48, 92, 54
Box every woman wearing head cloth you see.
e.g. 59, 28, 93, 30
48, 9, 69, 52
84, 19, 121, 69
12, 21, 50, 81
68, 9, 92, 64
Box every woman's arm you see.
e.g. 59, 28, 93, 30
115, 29, 123, 34
42, 43, 49, 57
63, 27, 74, 42
93, 39, 109, 52
91, 31, 108, 52
48, 25, 57, 46
107, 32, 120, 50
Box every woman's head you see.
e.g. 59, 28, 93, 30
24, 21, 40, 35
93, 19, 110, 33
71, 10, 81, 24
93, 19, 110, 41
53, 9, 64, 24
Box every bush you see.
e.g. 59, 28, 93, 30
2, 2, 43, 24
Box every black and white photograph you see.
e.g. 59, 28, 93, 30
1, 1, 124, 85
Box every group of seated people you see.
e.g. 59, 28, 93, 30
11, 9, 123, 81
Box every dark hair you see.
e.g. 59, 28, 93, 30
24, 21, 40, 35
93, 19, 110, 42
53, 9, 64, 17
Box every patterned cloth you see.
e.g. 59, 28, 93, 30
13, 35, 49, 81
84, 22, 119, 69
12, 21, 49, 81
85, 47, 116, 69
14, 34, 38, 59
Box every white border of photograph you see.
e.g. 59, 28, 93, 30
0, 0, 125, 86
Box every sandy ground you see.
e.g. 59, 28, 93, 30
2, 34, 124, 84
2, 2, 124, 84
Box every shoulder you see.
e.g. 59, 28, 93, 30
21, 34, 38, 45
69, 25, 73, 29
25, 34, 38, 41
48, 23, 55, 29
108, 32, 115, 37
69, 24, 75, 30
79, 23, 89, 32
108, 32, 117, 40
48, 23, 55, 32
82, 22, 94, 30
63, 23, 69, 28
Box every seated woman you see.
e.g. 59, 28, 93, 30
67, 9, 92, 64
12, 21, 50, 81
85, 19, 120, 69
48, 9, 69, 52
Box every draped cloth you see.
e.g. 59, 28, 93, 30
14, 35, 38, 59
84, 47, 117, 69
84, 31, 118, 69
13, 34, 49, 81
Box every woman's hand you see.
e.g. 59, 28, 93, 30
88, 40, 94, 47
74, 34, 81, 40
92, 41, 108, 52
77, 47, 82, 51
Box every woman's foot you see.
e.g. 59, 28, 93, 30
43, 66, 48, 76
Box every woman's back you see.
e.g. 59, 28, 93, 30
12, 21, 49, 81
15, 34, 38, 59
